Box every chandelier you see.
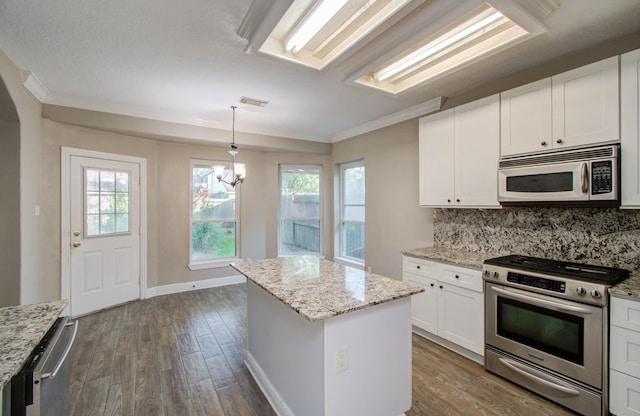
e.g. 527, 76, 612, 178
213, 106, 246, 187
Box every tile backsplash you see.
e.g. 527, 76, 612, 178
434, 208, 640, 273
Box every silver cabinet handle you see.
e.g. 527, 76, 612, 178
498, 357, 580, 396
491, 286, 592, 315
581, 162, 589, 194
42, 320, 79, 380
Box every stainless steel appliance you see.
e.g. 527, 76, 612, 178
483, 255, 628, 416
10, 316, 78, 416
498, 144, 619, 206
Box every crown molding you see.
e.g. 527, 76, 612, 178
330, 96, 443, 142
22, 72, 51, 102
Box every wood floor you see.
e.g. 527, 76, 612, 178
69, 283, 576, 416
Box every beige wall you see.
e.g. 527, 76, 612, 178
0, 48, 44, 305
0, 119, 20, 306
331, 119, 435, 280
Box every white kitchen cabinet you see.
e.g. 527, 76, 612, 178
500, 56, 620, 157
621, 48, 640, 208
402, 256, 484, 359
610, 295, 640, 416
419, 94, 500, 208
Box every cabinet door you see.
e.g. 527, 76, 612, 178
621, 48, 640, 208
455, 94, 500, 207
404, 272, 438, 334
610, 326, 640, 379
552, 56, 619, 149
500, 78, 553, 156
437, 283, 484, 355
610, 369, 640, 416
419, 109, 455, 206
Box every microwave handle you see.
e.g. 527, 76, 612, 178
581, 162, 589, 194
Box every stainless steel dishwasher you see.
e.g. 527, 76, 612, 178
11, 316, 78, 416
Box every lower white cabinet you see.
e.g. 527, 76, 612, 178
610, 296, 640, 415
402, 256, 484, 357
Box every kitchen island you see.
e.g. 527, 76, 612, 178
231, 257, 424, 416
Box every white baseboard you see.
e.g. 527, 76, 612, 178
245, 352, 294, 416
145, 275, 246, 298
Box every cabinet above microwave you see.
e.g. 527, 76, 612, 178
500, 56, 619, 158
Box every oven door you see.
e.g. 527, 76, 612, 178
498, 161, 588, 202
485, 282, 603, 389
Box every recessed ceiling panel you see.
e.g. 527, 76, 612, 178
259, 0, 414, 70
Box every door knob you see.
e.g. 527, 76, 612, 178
72, 242, 81, 248
73, 231, 80, 237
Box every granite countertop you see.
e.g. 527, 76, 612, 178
231, 256, 424, 322
0, 301, 68, 389
403, 246, 640, 301
402, 246, 510, 270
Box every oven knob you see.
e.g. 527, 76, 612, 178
576, 287, 586, 296
492, 271, 500, 279
483, 270, 490, 277
590, 290, 602, 299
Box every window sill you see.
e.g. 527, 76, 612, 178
333, 257, 365, 270
188, 259, 242, 271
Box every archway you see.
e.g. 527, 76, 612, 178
0, 74, 21, 306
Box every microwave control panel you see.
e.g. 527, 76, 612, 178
591, 160, 613, 195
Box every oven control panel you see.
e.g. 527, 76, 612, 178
482, 265, 609, 306
506, 272, 566, 293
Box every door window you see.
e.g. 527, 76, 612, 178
85, 169, 131, 236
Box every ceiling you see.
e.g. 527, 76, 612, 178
0, 0, 639, 144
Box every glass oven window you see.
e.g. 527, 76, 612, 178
506, 172, 573, 193
497, 297, 584, 365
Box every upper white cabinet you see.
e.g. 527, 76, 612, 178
419, 94, 500, 208
621, 48, 640, 208
501, 56, 620, 157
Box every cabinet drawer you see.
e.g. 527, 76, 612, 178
610, 325, 640, 378
440, 264, 483, 292
611, 296, 640, 332
403, 257, 440, 279
610, 369, 640, 416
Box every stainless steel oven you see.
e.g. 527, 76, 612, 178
483, 255, 629, 416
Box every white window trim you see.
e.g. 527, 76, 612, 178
189, 158, 241, 269
335, 159, 365, 266
277, 164, 323, 257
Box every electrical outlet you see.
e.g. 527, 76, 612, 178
337, 347, 348, 373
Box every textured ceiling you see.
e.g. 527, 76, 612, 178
0, 0, 639, 143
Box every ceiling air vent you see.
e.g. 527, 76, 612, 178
240, 96, 269, 107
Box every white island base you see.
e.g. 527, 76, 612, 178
245, 280, 412, 416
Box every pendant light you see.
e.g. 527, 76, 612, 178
213, 106, 246, 187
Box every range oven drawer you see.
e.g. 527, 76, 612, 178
486, 347, 603, 416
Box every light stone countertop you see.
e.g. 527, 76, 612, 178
403, 246, 640, 301
0, 301, 68, 389
231, 256, 424, 322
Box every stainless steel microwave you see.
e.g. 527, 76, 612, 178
498, 145, 619, 206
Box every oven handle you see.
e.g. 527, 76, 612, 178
491, 286, 593, 315
498, 357, 581, 396
41, 320, 79, 380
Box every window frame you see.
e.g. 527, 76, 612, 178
189, 158, 241, 270
335, 159, 365, 269
277, 164, 323, 257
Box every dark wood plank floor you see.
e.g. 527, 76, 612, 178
70, 283, 576, 416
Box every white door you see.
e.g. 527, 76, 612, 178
418, 108, 455, 206
69, 155, 141, 316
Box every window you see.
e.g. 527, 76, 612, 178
337, 160, 365, 264
278, 165, 322, 256
190, 160, 239, 265
85, 169, 130, 236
